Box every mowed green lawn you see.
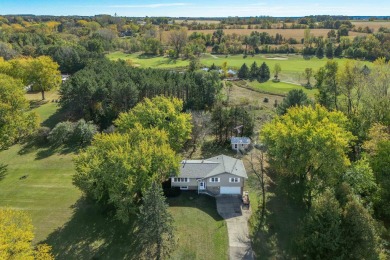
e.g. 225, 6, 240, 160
107, 52, 190, 68
0, 93, 229, 259
243, 80, 318, 98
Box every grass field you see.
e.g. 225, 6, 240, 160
237, 80, 317, 98
0, 92, 229, 259
107, 52, 190, 69
107, 52, 372, 87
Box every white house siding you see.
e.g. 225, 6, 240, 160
231, 143, 249, 150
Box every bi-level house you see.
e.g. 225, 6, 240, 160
171, 154, 248, 195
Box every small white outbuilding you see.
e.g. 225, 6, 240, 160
230, 137, 251, 151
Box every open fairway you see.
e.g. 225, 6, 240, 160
108, 52, 373, 86
107, 52, 189, 69
200, 53, 372, 84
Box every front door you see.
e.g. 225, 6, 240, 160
199, 181, 206, 190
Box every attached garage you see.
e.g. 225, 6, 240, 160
220, 186, 241, 195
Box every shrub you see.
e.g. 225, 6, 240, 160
72, 119, 98, 146
34, 127, 51, 145
263, 97, 269, 103
48, 121, 75, 147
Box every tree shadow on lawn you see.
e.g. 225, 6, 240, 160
167, 191, 224, 221
30, 99, 49, 109
41, 106, 70, 129
250, 181, 306, 259
35, 144, 78, 160
136, 53, 162, 59
42, 197, 140, 260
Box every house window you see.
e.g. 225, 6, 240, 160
180, 186, 188, 190
234, 144, 238, 149
173, 177, 189, 183
209, 177, 220, 183
229, 177, 240, 183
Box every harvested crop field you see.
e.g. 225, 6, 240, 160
351, 21, 390, 31
175, 19, 221, 24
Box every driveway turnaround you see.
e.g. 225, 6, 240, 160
216, 195, 254, 260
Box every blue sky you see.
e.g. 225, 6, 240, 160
0, 0, 389, 17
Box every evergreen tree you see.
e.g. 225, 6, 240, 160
249, 61, 258, 80
325, 42, 334, 59
316, 46, 324, 59
209, 63, 217, 71
334, 44, 343, 57
137, 182, 175, 260
238, 63, 249, 79
258, 62, 270, 82
276, 89, 312, 115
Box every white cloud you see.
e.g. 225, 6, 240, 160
109, 3, 191, 9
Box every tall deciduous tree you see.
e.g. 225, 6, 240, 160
370, 140, 390, 218
337, 60, 365, 117
360, 58, 390, 127
315, 60, 339, 110
115, 96, 192, 152
73, 125, 179, 222
137, 182, 175, 260
28, 56, 61, 100
168, 28, 187, 58
261, 105, 354, 207
303, 67, 313, 87
0, 208, 54, 260
0, 74, 38, 150
273, 63, 281, 80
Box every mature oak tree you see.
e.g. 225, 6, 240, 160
115, 96, 192, 152
261, 105, 354, 208
73, 125, 179, 222
0, 208, 54, 260
0, 74, 38, 150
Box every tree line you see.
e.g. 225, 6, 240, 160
60, 59, 222, 128
255, 58, 390, 258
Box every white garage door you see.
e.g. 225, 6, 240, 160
220, 187, 241, 195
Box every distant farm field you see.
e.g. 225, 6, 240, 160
175, 19, 220, 24
162, 29, 366, 41
351, 20, 390, 31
